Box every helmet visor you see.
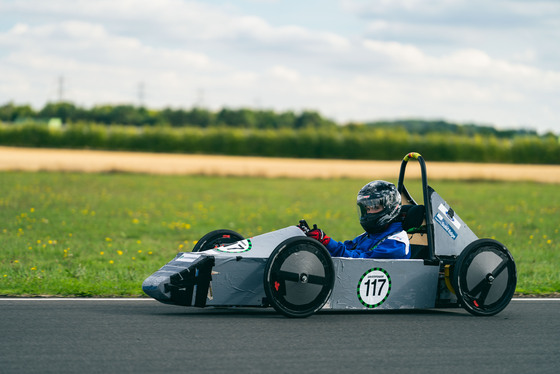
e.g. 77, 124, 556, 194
357, 196, 385, 218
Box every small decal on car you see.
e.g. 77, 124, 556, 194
357, 267, 391, 308
176, 253, 199, 262
435, 212, 458, 240
438, 204, 461, 229
216, 239, 253, 253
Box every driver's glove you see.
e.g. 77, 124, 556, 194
306, 228, 331, 246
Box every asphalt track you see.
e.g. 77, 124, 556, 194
1, 299, 559, 374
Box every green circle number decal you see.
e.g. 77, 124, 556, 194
357, 268, 391, 308
216, 239, 252, 253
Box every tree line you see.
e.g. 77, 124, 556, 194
0, 101, 551, 138
0, 102, 337, 129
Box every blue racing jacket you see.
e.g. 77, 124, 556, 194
325, 222, 410, 259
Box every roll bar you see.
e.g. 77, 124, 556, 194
397, 152, 436, 262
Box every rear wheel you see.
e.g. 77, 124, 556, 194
453, 239, 517, 316
192, 229, 244, 252
263, 237, 335, 318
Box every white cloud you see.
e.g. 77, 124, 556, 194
0, 0, 558, 133
267, 66, 301, 82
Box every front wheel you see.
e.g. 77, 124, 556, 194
452, 239, 517, 316
263, 237, 335, 318
191, 229, 244, 252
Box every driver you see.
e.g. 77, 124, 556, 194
303, 180, 410, 259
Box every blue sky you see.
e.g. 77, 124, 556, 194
1, 0, 559, 133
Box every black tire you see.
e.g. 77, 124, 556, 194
263, 237, 335, 318
452, 239, 517, 316
191, 229, 244, 252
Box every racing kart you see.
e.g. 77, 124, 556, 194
142, 152, 517, 317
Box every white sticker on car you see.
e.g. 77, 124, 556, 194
175, 253, 199, 262
216, 239, 252, 253
357, 268, 391, 308
438, 204, 461, 229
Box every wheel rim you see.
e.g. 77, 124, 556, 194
455, 239, 516, 316
265, 238, 335, 317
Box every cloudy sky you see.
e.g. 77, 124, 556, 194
1, 0, 559, 133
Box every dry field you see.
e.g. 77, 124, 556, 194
1, 146, 560, 183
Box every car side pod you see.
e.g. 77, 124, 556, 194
263, 237, 336, 318
452, 239, 517, 316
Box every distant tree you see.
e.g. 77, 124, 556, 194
0, 102, 36, 121
88, 105, 113, 124
185, 107, 214, 127
84, 105, 156, 126
275, 111, 297, 129
111, 105, 146, 126
254, 110, 279, 129
294, 110, 336, 129
216, 108, 256, 127
365, 119, 540, 139
38, 102, 79, 123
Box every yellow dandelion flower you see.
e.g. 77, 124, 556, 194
547, 240, 552, 244
148, 251, 153, 255
132, 218, 139, 224
105, 237, 112, 242
137, 240, 141, 244
137, 250, 142, 253
37, 240, 41, 244
109, 260, 114, 264
132, 257, 136, 261
117, 250, 123, 256
14, 260, 19, 263
68, 233, 72, 237
100, 251, 105, 255
31, 267, 37, 271
30, 208, 35, 213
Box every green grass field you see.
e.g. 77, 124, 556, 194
0, 171, 558, 296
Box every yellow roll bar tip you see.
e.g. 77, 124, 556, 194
403, 152, 422, 161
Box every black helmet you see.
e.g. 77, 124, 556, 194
357, 180, 401, 234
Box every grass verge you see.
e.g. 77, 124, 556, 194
0, 171, 558, 296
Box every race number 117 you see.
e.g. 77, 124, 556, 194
363, 278, 386, 297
